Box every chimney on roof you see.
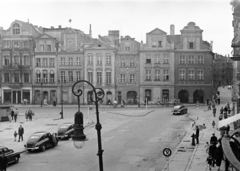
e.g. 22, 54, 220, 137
89, 24, 92, 38
51, 26, 54, 29
28, 19, 29, 24
170, 24, 175, 35
59, 25, 61, 28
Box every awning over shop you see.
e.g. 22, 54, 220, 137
218, 114, 240, 128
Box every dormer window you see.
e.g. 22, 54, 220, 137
152, 41, 157, 48
189, 42, 194, 49
13, 23, 20, 35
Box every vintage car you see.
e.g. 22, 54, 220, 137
57, 123, 74, 140
25, 131, 58, 152
172, 105, 188, 115
0, 146, 21, 166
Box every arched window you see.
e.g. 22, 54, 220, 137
36, 70, 41, 82
50, 70, 55, 83
43, 70, 48, 82
13, 23, 20, 35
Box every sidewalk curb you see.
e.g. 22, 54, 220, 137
161, 122, 193, 171
184, 111, 212, 171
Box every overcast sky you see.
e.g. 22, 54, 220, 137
0, 0, 233, 56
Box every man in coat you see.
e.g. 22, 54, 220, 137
18, 125, 24, 142
0, 151, 8, 171
210, 133, 218, 145
195, 126, 200, 144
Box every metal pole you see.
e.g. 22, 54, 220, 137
61, 81, 63, 119
71, 80, 104, 171
41, 82, 43, 107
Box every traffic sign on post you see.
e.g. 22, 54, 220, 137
163, 147, 172, 157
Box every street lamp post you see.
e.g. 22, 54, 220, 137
58, 79, 65, 119
72, 80, 105, 171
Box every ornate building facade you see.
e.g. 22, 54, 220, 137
0, 20, 37, 104
174, 22, 214, 103
116, 36, 140, 104
139, 28, 175, 104
0, 20, 216, 104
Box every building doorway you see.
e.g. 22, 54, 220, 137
193, 90, 204, 103
87, 91, 93, 105
127, 91, 137, 105
13, 91, 21, 104
178, 90, 189, 103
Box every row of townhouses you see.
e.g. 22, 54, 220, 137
0, 20, 214, 105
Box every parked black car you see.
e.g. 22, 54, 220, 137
0, 146, 21, 166
24, 131, 58, 152
57, 123, 74, 140
172, 105, 188, 115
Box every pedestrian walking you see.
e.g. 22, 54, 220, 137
18, 125, 24, 142
208, 101, 212, 110
14, 131, 18, 142
0, 150, 8, 171
213, 107, 216, 117
220, 107, 223, 114
27, 108, 34, 121
226, 124, 230, 136
11, 109, 14, 120
205, 141, 210, 154
214, 144, 224, 171
25, 110, 28, 121
14, 109, 19, 122
209, 142, 217, 157
212, 121, 216, 128
191, 133, 195, 146
206, 98, 209, 106
195, 126, 199, 144
206, 155, 213, 171
210, 133, 218, 145
212, 101, 215, 109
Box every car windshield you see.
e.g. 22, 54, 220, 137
29, 135, 40, 139
60, 125, 69, 129
173, 106, 181, 110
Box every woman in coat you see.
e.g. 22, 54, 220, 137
214, 144, 223, 171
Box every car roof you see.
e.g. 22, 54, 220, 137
174, 105, 183, 109
63, 123, 73, 125
32, 131, 49, 136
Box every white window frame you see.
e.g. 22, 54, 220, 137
130, 74, 135, 83
163, 70, 169, 81
106, 72, 111, 84
154, 54, 160, 64
146, 70, 151, 80
155, 70, 160, 80
180, 55, 186, 64
61, 58, 65, 65
69, 57, 73, 65
88, 71, 93, 83
120, 74, 125, 83
163, 54, 169, 64
179, 70, 186, 80
188, 70, 195, 80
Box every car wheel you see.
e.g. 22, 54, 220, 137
54, 141, 58, 146
14, 156, 19, 164
41, 145, 46, 152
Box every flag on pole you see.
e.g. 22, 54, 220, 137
69, 19, 72, 23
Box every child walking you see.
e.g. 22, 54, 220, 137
206, 155, 213, 170
14, 131, 18, 142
